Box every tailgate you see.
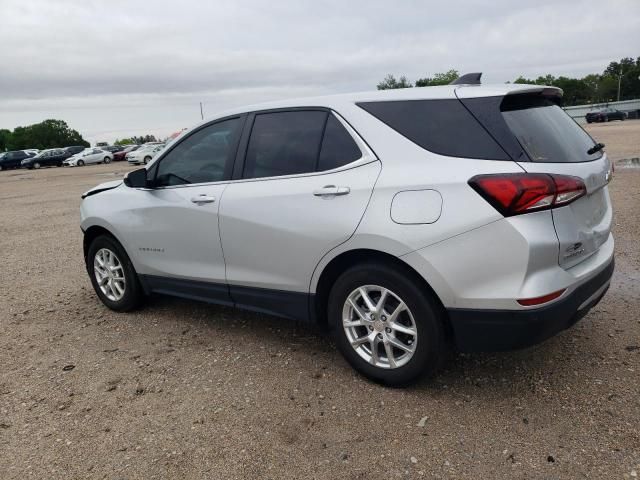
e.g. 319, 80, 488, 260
518, 155, 613, 269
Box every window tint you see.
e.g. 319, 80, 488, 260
501, 95, 601, 163
317, 114, 362, 171
357, 99, 509, 160
155, 117, 239, 187
243, 111, 327, 179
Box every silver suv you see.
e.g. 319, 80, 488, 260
80, 76, 614, 385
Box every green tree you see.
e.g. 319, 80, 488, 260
377, 74, 413, 90
6, 119, 89, 150
0, 129, 11, 151
415, 69, 459, 87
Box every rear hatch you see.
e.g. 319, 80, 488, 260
458, 89, 613, 269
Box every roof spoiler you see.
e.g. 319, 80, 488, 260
449, 72, 482, 85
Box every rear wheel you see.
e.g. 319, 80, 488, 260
329, 262, 446, 386
103, 156, 111, 164
87, 235, 143, 312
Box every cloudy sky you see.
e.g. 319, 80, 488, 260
1, 0, 639, 145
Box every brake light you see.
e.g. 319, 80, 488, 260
468, 173, 586, 217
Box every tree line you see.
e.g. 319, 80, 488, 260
377, 56, 640, 106
113, 135, 158, 145
0, 119, 89, 151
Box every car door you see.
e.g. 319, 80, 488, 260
122, 116, 244, 301
87, 149, 102, 164
219, 109, 381, 319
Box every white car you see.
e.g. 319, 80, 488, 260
126, 144, 164, 165
64, 148, 113, 167
79, 73, 614, 385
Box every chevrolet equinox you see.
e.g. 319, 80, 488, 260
80, 74, 614, 385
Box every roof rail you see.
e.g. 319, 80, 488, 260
449, 72, 482, 85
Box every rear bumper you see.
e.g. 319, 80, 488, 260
448, 257, 614, 352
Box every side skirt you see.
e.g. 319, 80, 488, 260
138, 275, 313, 323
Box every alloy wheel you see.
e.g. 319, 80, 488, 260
342, 285, 417, 369
93, 248, 126, 301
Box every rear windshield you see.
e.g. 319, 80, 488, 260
501, 95, 602, 163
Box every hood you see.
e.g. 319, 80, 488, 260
81, 179, 123, 199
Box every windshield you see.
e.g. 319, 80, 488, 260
501, 95, 601, 163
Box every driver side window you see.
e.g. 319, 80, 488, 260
155, 118, 240, 187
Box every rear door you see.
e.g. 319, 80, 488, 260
219, 109, 380, 315
498, 94, 613, 269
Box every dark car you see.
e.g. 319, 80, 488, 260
101, 145, 125, 154
0, 150, 34, 170
585, 108, 627, 123
65, 145, 86, 156
21, 148, 69, 169
113, 144, 140, 161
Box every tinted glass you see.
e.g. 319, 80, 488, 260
243, 111, 327, 179
501, 95, 601, 162
358, 99, 509, 160
155, 118, 239, 187
317, 114, 362, 171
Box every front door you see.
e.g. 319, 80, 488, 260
123, 116, 243, 301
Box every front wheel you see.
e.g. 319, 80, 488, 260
329, 262, 446, 386
87, 235, 143, 312
143, 156, 152, 164
77, 159, 85, 166
33, 162, 41, 169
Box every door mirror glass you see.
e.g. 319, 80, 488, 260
124, 167, 150, 188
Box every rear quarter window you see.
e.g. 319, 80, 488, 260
357, 99, 509, 160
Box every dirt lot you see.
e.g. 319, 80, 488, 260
1, 122, 639, 479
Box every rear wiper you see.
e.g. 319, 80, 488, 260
587, 143, 605, 155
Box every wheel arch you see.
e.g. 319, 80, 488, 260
83, 225, 125, 266
312, 248, 451, 338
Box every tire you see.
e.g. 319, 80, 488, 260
103, 157, 111, 164
87, 234, 143, 312
329, 262, 446, 386
143, 156, 152, 165
34, 162, 41, 169
77, 160, 85, 166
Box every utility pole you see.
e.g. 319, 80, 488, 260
200, 102, 204, 120
617, 68, 622, 102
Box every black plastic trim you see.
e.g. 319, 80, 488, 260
81, 183, 122, 199
138, 275, 313, 322
448, 257, 614, 352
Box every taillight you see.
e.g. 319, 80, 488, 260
468, 173, 586, 217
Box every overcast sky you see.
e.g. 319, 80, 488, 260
1, 0, 639, 145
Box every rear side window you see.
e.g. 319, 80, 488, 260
318, 114, 362, 171
243, 111, 326, 179
500, 95, 602, 163
358, 99, 509, 160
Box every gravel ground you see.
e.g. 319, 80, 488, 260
1, 122, 639, 479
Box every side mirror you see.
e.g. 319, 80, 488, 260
124, 167, 151, 188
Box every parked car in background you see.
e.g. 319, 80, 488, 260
0, 150, 35, 170
585, 108, 627, 123
65, 145, 87, 156
113, 145, 140, 161
63, 148, 113, 167
80, 78, 614, 385
101, 145, 125, 154
126, 144, 164, 165
21, 148, 70, 169
24, 149, 40, 156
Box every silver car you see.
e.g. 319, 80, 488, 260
79, 75, 614, 385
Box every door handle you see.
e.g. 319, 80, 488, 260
313, 185, 351, 197
191, 194, 216, 205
